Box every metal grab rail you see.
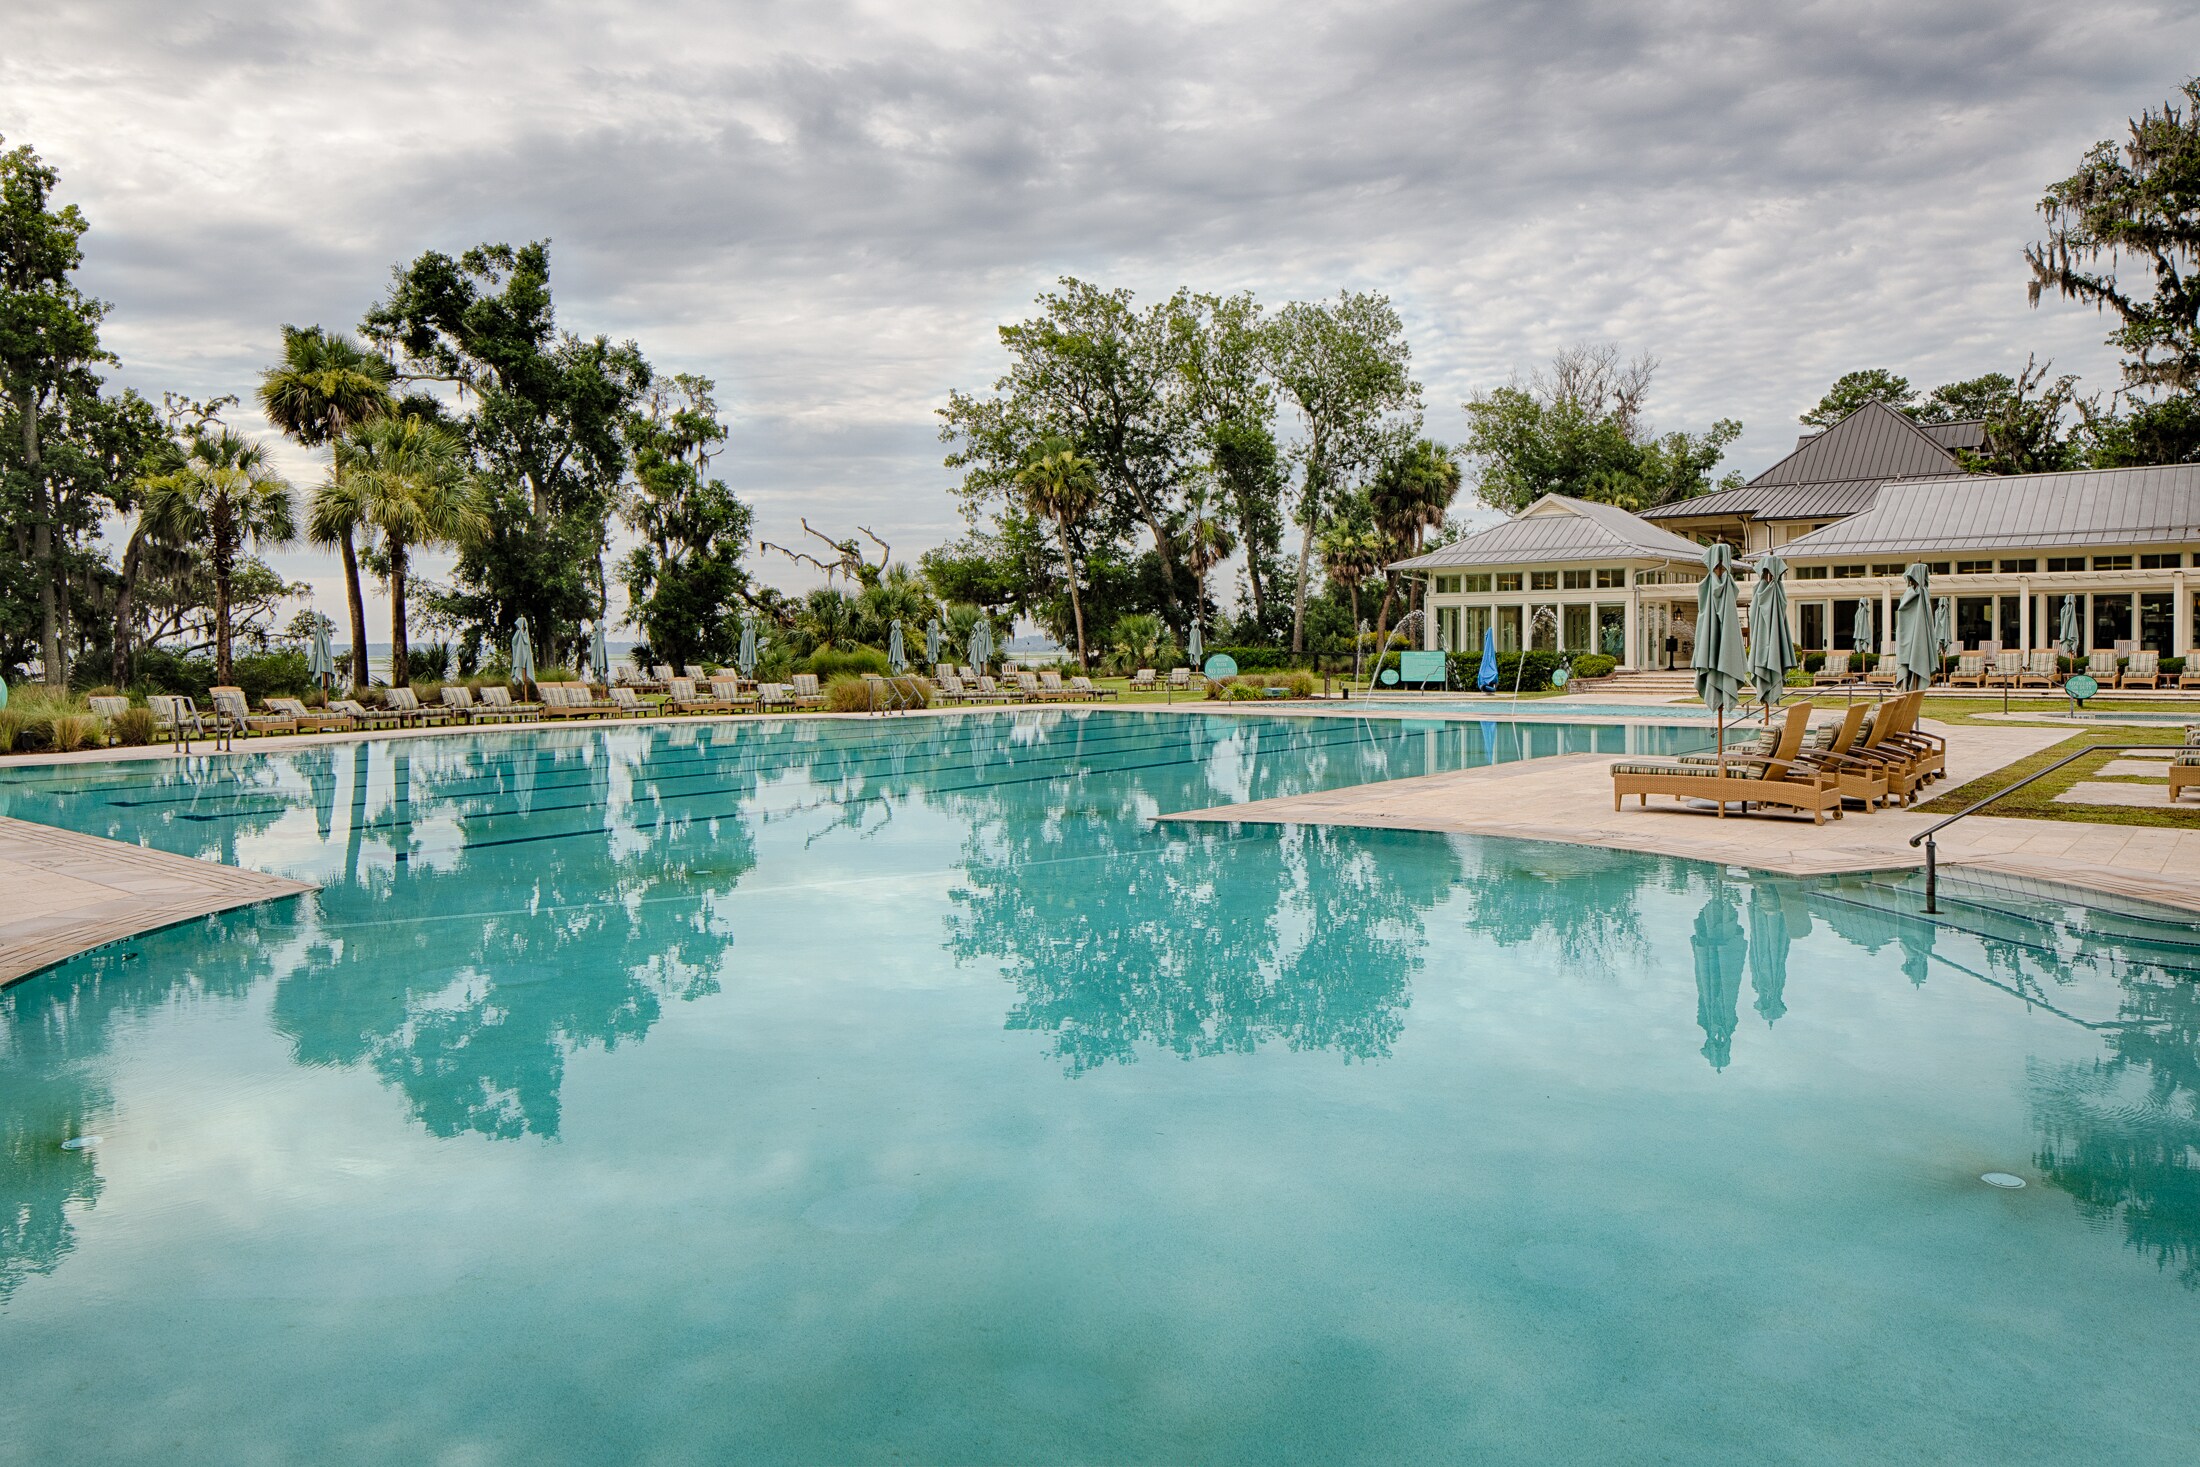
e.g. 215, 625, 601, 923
1907, 742, 2166, 913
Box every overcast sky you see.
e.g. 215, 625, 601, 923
6, 1, 2194, 636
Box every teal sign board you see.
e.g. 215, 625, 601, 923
1202, 653, 1238, 680
1398, 651, 1447, 686
1552, 667, 1571, 688
2064, 674, 2099, 702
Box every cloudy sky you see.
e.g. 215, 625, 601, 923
6, 1, 2194, 634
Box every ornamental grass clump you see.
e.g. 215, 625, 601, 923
824, 675, 873, 712
110, 706, 158, 746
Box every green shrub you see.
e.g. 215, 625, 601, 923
410, 642, 453, 681
1801, 652, 1827, 673
824, 674, 873, 712
1206, 671, 1318, 700
52, 714, 102, 753
2165, 656, 2187, 676
535, 666, 578, 683
808, 647, 891, 680
1569, 653, 1618, 679
110, 705, 157, 746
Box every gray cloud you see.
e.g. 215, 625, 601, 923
5, 0, 2192, 624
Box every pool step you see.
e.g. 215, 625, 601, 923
1821, 868, 2200, 972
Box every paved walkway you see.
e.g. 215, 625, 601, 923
0, 818, 315, 988
1161, 721, 2200, 915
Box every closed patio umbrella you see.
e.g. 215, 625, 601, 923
589, 620, 611, 685
967, 619, 989, 675
511, 615, 537, 690
738, 616, 759, 678
1852, 599, 1874, 658
1477, 626, 1499, 692
888, 619, 907, 674
1746, 552, 1796, 717
925, 617, 942, 667
307, 615, 336, 691
1747, 883, 1791, 1027
1692, 890, 1746, 1072
1894, 564, 1936, 690
1693, 543, 1748, 753
2058, 594, 2080, 659
1933, 596, 1953, 667
1187, 619, 1203, 665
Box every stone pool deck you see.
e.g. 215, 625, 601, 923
1162, 720, 2200, 915
0, 817, 315, 987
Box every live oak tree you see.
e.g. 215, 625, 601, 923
364, 241, 650, 664
0, 136, 109, 684
618, 375, 754, 667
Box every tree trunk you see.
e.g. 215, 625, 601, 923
18, 387, 63, 685
1291, 448, 1324, 653
212, 558, 234, 685
389, 539, 410, 687
340, 529, 370, 690
1057, 523, 1088, 671
1373, 580, 1397, 659
110, 524, 147, 685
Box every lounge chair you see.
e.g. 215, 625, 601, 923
1947, 651, 1987, 688
665, 676, 730, 714
1686, 704, 1890, 810
536, 683, 605, 718
2020, 650, 2058, 688
757, 683, 794, 712
937, 673, 977, 703
1037, 671, 1071, 700
210, 686, 297, 736
1069, 675, 1117, 700
682, 665, 707, 682
1863, 654, 1899, 687
789, 673, 827, 709
2121, 650, 2162, 689
329, 697, 406, 730
477, 686, 540, 721
2086, 650, 2120, 684
2182, 663, 2200, 690
1168, 667, 1194, 691
1017, 672, 1056, 702
1128, 668, 1157, 692
88, 695, 131, 740
383, 687, 451, 726
268, 697, 354, 732
2171, 752, 2199, 802
1812, 651, 1854, 686
1987, 650, 2025, 688
1610, 703, 1844, 823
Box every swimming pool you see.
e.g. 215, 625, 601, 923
1340, 698, 1720, 720
2, 709, 2195, 1465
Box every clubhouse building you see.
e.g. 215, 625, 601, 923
1395, 401, 2200, 667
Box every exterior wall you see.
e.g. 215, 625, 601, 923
1416, 559, 1702, 669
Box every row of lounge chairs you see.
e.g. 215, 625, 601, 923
1813, 648, 2195, 690
936, 670, 1118, 703
1611, 691, 1948, 824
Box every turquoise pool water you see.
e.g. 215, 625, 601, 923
2, 709, 2196, 1465
1342, 698, 1721, 719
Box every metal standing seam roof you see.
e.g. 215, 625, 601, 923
1775, 463, 2200, 556
1645, 400, 1968, 523
1390, 494, 1709, 570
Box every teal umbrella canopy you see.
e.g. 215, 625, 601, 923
738, 616, 759, 677
2058, 594, 2080, 656
511, 615, 537, 687
1852, 599, 1874, 655
589, 621, 611, 683
966, 620, 988, 673
1933, 597, 1952, 656
1746, 553, 1796, 711
1894, 564, 1937, 690
1187, 620, 1204, 663
1691, 543, 1747, 714
888, 620, 907, 674
925, 618, 942, 666
0, 676, 8, 712
306, 615, 336, 686
1476, 626, 1499, 692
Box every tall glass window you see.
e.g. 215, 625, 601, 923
2140, 591, 2174, 651
1956, 596, 1994, 648
1799, 602, 1826, 651
1997, 596, 2025, 648
2091, 593, 2134, 650
1596, 604, 1626, 658
1562, 604, 1592, 651
1496, 605, 1523, 654
1463, 605, 1491, 653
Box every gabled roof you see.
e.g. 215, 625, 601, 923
1777, 463, 2200, 557
1390, 494, 1708, 570
1644, 400, 1969, 524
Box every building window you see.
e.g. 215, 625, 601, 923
1561, 568, 1591, 590
1596, 603, 1626, 657
1872, 563, 1907, 576
2094, 555, 2133, 571
1529, 570, 1558, 591
1562, 603, 1592, 649
1496, 604, 1523, 653
2141, 591, 2173, 650
1596, 568, 1627, 588
1799, 602, 1826, 650
2092, 593, 2134, 649
1495, 572, 1522, 593
1793, 565, 1828, 580
2046, 556, 2085, 573
1462, 604, 1491, 653
2000, 558, 2037, 573
1832, 564, 1866, 579
1955, 560, 1993, 576
1463, 573, 1492, 594
1928, 562, 1950, 575
2140, 552, 2183, 569
1956, 596, 1993, 648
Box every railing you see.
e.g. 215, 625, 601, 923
1907, 742, 2163, 913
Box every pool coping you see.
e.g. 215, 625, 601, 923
0, 816, 317, 989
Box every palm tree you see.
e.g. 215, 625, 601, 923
1319, 523, 1383, 635
258, 325, 395, 689
1183, 491, 1237, 647
137, 431, 297, 684
1369, 440, 1461, 645
334, 417, 485, 686
1014, 437, 1101, 669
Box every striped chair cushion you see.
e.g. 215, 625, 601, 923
1611, 759, 1770, 779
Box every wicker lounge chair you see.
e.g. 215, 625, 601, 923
2120, 650, 2162, 689
1812, 651, 1854, 686
1611, 704, 1844, 822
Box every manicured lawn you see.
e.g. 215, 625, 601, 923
1914, 724, 2199, 828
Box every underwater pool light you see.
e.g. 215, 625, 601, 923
1981, 1172, 2025, 1189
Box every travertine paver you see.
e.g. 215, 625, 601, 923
0, 816, 314, 987
2096, 759, 2178, 776
2056, 780, 2190, 809
1160, 720, 2200, 913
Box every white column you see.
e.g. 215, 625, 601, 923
2174, 570, 2190, 656
2019, 579, 2032, 652
1879, 589, 1894, 653
1626, 582, 1641, 670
